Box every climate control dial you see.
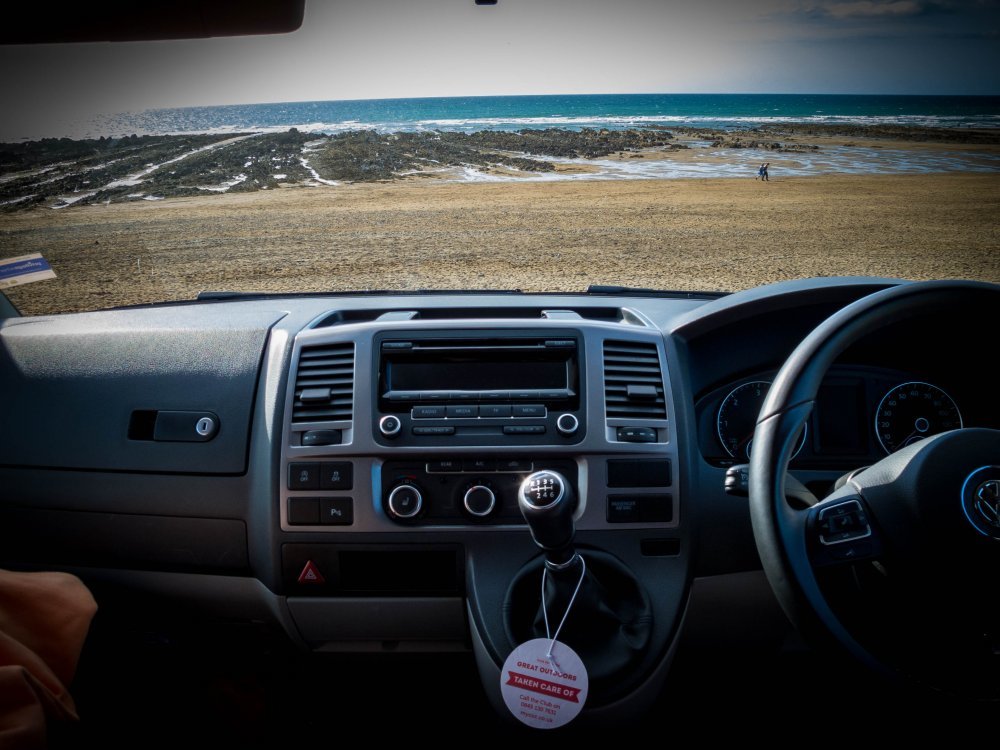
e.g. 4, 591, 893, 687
463, 484, 497, 517
387, 483, 423, 519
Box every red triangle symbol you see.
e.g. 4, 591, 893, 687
297, 560, 325, 585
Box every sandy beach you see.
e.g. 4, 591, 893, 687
2, 172, 998, 315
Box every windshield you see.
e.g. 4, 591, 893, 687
1, 1, 998, 315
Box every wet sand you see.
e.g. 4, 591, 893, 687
2, 172, 998, 315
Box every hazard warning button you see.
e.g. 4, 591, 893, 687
297, 560, 325, 585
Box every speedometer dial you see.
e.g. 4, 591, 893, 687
717, 380, 807, 460
875, 381, 962, 454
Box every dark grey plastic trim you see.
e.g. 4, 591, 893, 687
279, 318, 679, 534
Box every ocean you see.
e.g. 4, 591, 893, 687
94, 93, 1000, 138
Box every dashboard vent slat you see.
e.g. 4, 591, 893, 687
292, 343, 354, 423
603, 340, 667, 419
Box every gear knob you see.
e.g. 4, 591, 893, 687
518, 470, 577, 564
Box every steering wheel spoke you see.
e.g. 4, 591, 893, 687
807, 495, 882, 568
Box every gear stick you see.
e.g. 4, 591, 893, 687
517, 470, 577, 569
507, 469, 654, 700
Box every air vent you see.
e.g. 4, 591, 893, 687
292, 343, 354, 423
311, 306, 628, 328
603, 340, 667, 419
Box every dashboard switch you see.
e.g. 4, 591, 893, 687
480, 404, 512, 418
512, 404, 545, 417
297, 560, 326, 585
412, 406, 446, 419
288, 497, 320, 525
320, 498, 353, 525
320, 462, 353, 490
617, 426, 657, 443
503, 425, 545, 435
607, 496, 641, 523
463, 458, 496, 472
302, 429, 342, 447
412, 426, 455, 435
288, 462, 320, 490
724, 465, 750, 496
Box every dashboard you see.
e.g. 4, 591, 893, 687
0, 276, 995, 723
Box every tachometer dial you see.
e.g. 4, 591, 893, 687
875, 381, 962, 454
717, 380, 807, 460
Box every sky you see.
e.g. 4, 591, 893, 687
1, 0, 998, 139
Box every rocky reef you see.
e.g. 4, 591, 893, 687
0, 128, 687, 209
1, 123, 997, 211
304, 128, 684, 181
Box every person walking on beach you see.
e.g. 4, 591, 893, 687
756, 162, 770, 181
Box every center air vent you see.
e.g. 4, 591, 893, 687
292, 343, 354, 423
603, 340, 667, 419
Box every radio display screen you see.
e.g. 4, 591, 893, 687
388, 358, 567, 392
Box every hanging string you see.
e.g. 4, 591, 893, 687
541, 554, 587, 659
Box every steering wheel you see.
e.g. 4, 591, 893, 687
748, 279, 1000, 699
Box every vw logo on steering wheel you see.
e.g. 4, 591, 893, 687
961, 468, 1000, 540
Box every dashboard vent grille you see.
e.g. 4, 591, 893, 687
292, 343, 354, 423
603, 340, 667, 419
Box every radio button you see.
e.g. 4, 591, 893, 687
503, 425, 546, 435
412, 426, 456, 436
420, 392, 449, 401
538, 390, 568, 400
446, 405, 478, 418
480, 404, 512, 418
512, 404, 545, 417
480, 391, 509, 402
556, 413, 580, 436
412, 405, 446, 419
388, 391, 420, 401
378, 415, 402, 437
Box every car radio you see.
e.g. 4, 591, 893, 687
373, 330, 585, 447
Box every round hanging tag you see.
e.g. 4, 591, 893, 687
500, 637, 588, 729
